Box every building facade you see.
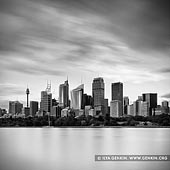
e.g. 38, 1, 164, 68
111, 82, 123, 116
92, 77, 105, 115
110, 100, 121, 117
127, 104, 134, 116
30, 101, 38, 117
161, 100, 169, 114
59, 80, 69, 108
40, 91, 52, 114
142, 93, 157, 116
124, 96, 129, 115
9, 101, 23, 115
71, 84, 84, 110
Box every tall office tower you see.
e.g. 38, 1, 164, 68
110, 100, 121, 117
83, 94, 93, 107
141, 101, 149, 117
133, 100, 143, 116
26, 87, 30, 107
124, 96, 129, 115
52, 106, 61, 117
103, 98, 108, 115
59, 80, 69, 108
111, 82, 123, 116
71, 84, 84, 110
161, 100, 169, 114
40, 83, 52, 114
30, 101, 38, 117
127, 104, 134, 116
142, 93, 157, 116
92, 77, 105, 115
9, 101, 23, 115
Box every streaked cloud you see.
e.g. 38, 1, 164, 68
161, 93, 170, 99
0, 0, 170, 108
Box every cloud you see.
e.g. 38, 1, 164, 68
161, 93, 170, 99
0, 83, 25, 97
158, 68, 170, 74
0, 0, 170, 108
0, 99, 9, 109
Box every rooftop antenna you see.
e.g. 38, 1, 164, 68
46, 80, 51, 94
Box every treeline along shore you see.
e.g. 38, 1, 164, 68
0, 114, 170, 127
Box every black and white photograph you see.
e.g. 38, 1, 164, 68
0, 0, 170, 170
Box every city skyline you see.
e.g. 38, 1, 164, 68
0, 0, 170, 109
0, 77, 169, 110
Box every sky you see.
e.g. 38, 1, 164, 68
0, 0, 170, 109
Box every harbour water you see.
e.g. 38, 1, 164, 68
0, 128, 170, 170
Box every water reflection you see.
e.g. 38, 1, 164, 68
0, 128, 170, 170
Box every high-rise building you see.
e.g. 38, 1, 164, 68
110, 100, 121, 117
142, 93, 157, 116
83, 94, 93, 107
30, 101, 38, 117
141, 101, 149, 117
111, 82, 123, 116
71, 84, 84, 110
161, 100, 169, 114
52, 106, 62, 117
124, 96, 129, 115
9, 101, 23, 115
127, 104, 134, 116
40, 91, 52, 114
133, 100, 143, 116
59, 80, 69, 108
40, 83, 52, 114
92, 77, 104, 115
103, 98, 108, 115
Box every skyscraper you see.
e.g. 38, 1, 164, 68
92, 77, 105, 115
83, 94, 93, 107
142, 93, 157, 116
161, 100, 169, 114
110, 100, 121, 117
111, 82, 123, 116
141, 101, 149, 116
9, 101, 23, 115
30, 101, 38, 117
124, 96, 129, 115
40, 83, 52, 114
71, 84, 84, 110
103, 98, 108, 115
59, 80, 69, 108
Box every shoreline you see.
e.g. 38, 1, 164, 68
1, 126, 170, 128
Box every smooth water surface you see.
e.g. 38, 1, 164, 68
0, 128, 170, 170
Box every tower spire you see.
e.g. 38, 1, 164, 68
26, 86, 30, 107
46, 80, 51, 94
